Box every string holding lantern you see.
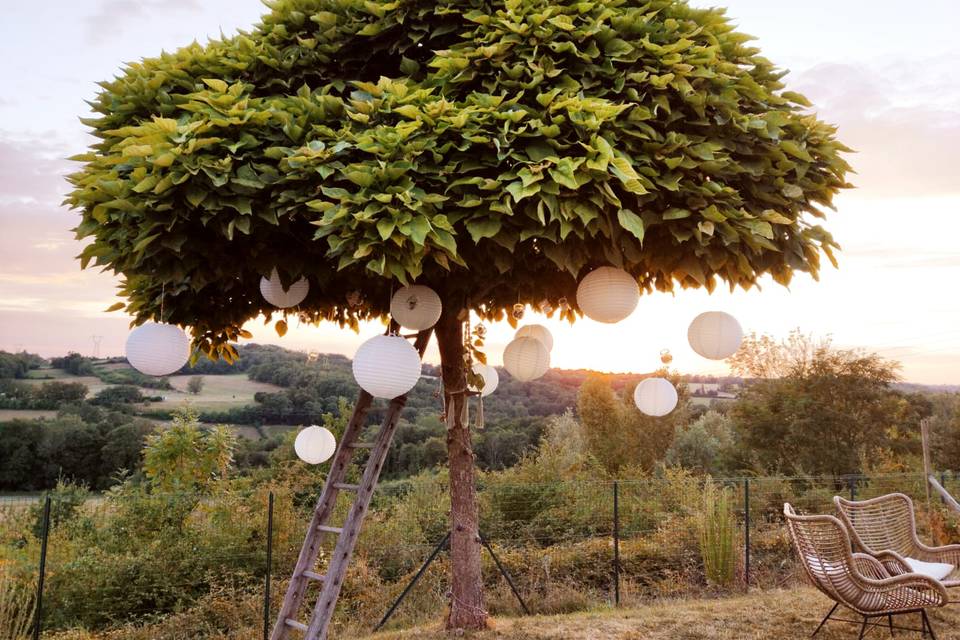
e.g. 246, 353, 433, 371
576, 266, 640, 323
688, 311, 743, 360
390, 285, 442, 330
294, 425, 337, 464
351, 335, 422, 398
125, 322, 191, 377
515, 324, 554, 352
260, 268, 309, 309
502, 337, 550, 382
634, 377, 679, 417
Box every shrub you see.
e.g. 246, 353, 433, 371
698, 482, 737, 587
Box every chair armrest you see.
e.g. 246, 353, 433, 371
913, 541, 960, 567
853, 553, 891, 580
871, 549, 912, 576
854, 570, 949, 609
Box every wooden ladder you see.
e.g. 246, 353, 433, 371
271, 330, 431, 640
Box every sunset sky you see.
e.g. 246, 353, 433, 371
1, 1, 958, 384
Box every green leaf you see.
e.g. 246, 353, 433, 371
377, 218, 396, 240
466, 217, 502, 242
617, 209, 645, 243
407, 216, 431, 246
609, 157, 648, 194
202, 78, 228, 93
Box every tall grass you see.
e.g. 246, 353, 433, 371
0, 566, 34, 640
698, 483, 737, 587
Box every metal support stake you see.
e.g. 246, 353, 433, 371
479, 532, 529, 615
263, 492, 274, 640
33, 495, 51, 640
849, 476, 857, 502
375, 532, 450, 631
613, 481, 621, 606
744, 478, 751, 589
941, 472, 947, 505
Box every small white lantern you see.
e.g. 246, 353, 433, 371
470, 362, 499, 397
294, 425, 337, 465
260, 268, 309, 309
576, 266, 640, 324
502, 337, 550, 382
633, 377, 678, 417
390, 285, 442, 330
688, 311, 743, 360
515, 324, 554, 352
125, 322, 191, 377
352, 335, 422, 398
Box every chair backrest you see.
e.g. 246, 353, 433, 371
834, 493, 917, 557
783, 503, 860, 607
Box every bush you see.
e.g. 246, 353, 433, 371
698, 482, 737, 587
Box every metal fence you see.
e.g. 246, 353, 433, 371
2, 471, 958, 638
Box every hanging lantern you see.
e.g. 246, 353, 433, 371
469, 363, 499, 397
352, 335, 422, 398
575, 266, 640, 323
633, 378, 678, 417
260, 268, 309, 309
390, 285, 442, 331
294, 425, 337, 464
515, 324, 554, 352
660, 349, 674, 365
125, 322, 191, 377
502, 337, 550, 382
512, 303, 525, 320
688, 311, 743, 360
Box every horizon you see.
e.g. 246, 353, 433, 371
1, 0, 959, 384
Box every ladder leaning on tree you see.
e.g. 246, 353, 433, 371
271, 329, 432, 640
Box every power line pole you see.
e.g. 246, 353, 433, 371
91, 335, 103, 358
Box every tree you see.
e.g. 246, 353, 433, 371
66, 0, 850, 629
186, 376, 205, 395
92, 384, 145, 406
142, 409, 236, 492
665, 410, 736, 476
728, 333, 919, 476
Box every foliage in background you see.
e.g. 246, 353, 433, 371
0, 564, 34, 640
665, 411, 736, 477
143, 409, 236, 492
30, 479, 91, 539
698, 481, 737, 587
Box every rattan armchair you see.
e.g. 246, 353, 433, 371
834, 493, 960, 588
784, 503, 947, 638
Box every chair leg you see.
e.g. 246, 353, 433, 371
888, 614, 894, 637
921, 610, 937, 640
812, 603, 839, 637
858, 616, 869, 640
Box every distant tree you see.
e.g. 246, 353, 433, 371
143, 409, 236, 492
0, 420, 44, 490
50, 352, 94, 376
928, 393, 960, 471
33, 381, 89, 405
665, 411, 736, 476
729, 333, 919, 476
186, 376, 205, 395
92, 384, 145, 406
578, 374, 686, 475
101, 420, 155, 474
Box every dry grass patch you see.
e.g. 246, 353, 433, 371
145, 374, 282, 412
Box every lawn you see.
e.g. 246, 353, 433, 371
144, 373, 282, 413
364, 587, 960, 640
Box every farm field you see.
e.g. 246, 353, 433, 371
143, 373, 283, 412
0, 409, 57, 421
365, 587, 960, 640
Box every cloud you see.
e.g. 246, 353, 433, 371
0, 136, 73, 205
83, 0, 202, 45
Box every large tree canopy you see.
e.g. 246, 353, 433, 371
68, 0, 850, 358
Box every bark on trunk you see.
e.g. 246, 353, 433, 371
434, 303, 487, 630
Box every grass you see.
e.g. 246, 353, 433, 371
0, 409, 57, 421
361, 587, 960, 640
143, 374, 282, 412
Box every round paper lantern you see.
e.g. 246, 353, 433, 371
352, 335, 422, 398
260, 268, 309, 308
633, 378, 679, 417
469, 363, 499, 397
576, 266, 640, 323
125, 322, 191, 377
515, 324, 554, 352
502, 337, 550, 382
390, 285, 442, 330
688, 311, 743, 360
294, 425, 337, 465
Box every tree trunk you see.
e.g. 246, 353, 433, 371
434, 302, 487, 630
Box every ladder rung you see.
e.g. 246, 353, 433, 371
302, 570, 325, 582
348, 441, 375, 449
334, 483, 360, 491
317, 525, 343, 534
285, 618, 308, 631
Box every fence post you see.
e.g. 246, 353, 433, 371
613, 481, 620, 607
33, 495, 51, 640
263, 491, 274, 640
941, 472, 947, 505
848, 476, 857, 502
743, 478, 750, 590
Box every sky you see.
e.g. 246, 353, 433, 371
0, 1, 958, 384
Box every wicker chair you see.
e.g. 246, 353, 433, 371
784, 503, 947, 638
834, 493, 960, 588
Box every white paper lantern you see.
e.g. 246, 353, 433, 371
576, 266, 640, 323
294, 425, 337, 465
688, 311, 743, 360
125, 322, 191, 377
352, 335, 422, 398
515, 324, 554, 352
390, 285, 442, 330
502, 337, 550, 382
634, 378, 678, 417
260, 268, 309, 309
469, 363, 499, 397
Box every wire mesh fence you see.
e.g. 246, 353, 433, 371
2, 471, 959, 638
